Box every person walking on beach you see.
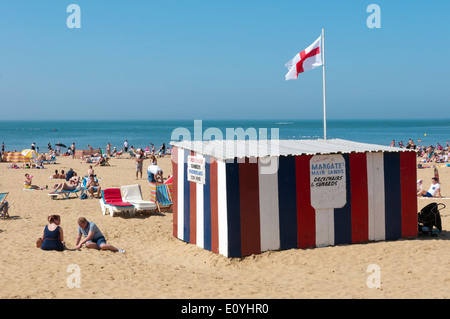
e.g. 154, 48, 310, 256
124, 140, 129, 153
70, 143, 76, 159
135, 149, 145, 179
75, 217, 125, 253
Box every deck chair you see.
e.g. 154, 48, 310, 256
121, 184, 157, 212
100, 188, 135, 217
48, 184, 83, 200
0, 192, 10, 218
100, 156, 110, 166
43, 155, 56, 164
164, 176, 173, 199
149, 182, 173, 212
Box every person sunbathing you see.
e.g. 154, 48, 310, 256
58, 170, 66, 179
85, 174, 102, 198
94, 156, 108, 167
49, 170, 59, 179
50, 182, 79, 194
50, 176, 80, 193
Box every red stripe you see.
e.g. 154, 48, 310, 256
210, 159, 219, 254
189, 151, 197, 244
295, 155, 316, 249
350, 153, 369, 243
172, 147, 178, 238
296, 47, 320, 74
400, 151, 418, 238
239, 158, 261, 256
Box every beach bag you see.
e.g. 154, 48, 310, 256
80, 193, 88, 200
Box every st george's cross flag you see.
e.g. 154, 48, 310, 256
285, 35, 323, 80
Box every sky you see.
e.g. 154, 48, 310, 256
0, 0, 449, 121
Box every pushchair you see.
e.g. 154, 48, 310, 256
418, 202, 445, 236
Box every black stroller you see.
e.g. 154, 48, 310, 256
418, 202, 445, 236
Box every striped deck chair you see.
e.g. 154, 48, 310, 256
164, 176, 173, 199
0, 193, 10, 218
149, 182, 173, 212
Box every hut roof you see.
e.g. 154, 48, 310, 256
170, 139, 413, 161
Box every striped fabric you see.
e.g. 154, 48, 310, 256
2, 152, 29, 163
172, 147, 417, 257
149, 182, 173, 211
0, 193, 8, 205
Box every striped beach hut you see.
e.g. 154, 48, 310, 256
170, 139, 417, 257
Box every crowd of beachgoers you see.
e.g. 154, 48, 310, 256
0, 140, 171, 161
391, 138, 450, 163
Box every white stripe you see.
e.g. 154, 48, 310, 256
258, 156, 280, 252
315, 209, 335, 247
196, 172, 204, 249
367, 152, 386, 241
177, 148, 185, 240
217, 160, 228, 257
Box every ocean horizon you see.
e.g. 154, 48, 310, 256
1, 118, 449, 153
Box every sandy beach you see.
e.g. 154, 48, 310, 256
0, 153, 449, 299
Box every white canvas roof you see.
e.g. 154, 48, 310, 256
170, 139, 412, 161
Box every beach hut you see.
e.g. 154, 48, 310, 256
169, 139, 418, 257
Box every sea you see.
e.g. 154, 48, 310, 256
0, 119, 449, 153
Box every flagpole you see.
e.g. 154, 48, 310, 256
322, 28, 327, 140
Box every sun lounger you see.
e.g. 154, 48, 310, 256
121, 184, 157, 212
48, 185, 83, 200
42, 155, 57, 164
100, 188, 135, 217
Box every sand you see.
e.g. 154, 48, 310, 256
0, 154, 449, 299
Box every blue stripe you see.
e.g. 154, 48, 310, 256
333, 154, 352, 245
183, 151, 190, 243
277, 156, 297, 250
225, 160, 241, 257
203, 156, 212, 251
384, 152, 402, 240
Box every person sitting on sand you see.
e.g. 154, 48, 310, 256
58, 170, 66, 179
417, 177, 442, 198
75, 217, 125, 253
85, 174, 101, 198
24, 173, 44, 190
49, 170, 59, 179
36, 215, 65, 251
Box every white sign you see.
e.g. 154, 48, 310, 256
187, 155, 205, 184
310, 154, 346, 209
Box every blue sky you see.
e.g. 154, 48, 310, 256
0, 0, 448, 120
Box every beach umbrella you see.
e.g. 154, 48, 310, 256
56, 143, 67, 148
21, 149, 39, 159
